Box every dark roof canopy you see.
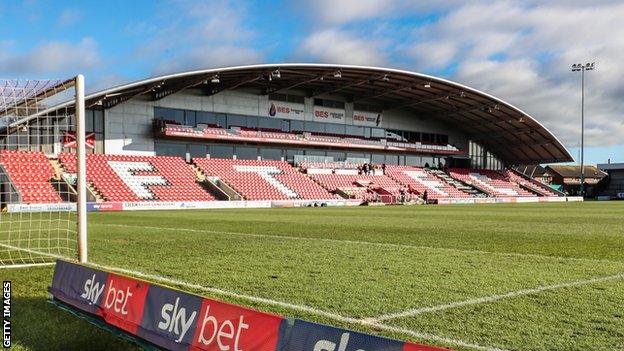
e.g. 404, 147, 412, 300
546, 165, 607, 179
62, 63, 573, 164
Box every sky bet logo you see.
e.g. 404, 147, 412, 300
280, 319, 403, 351
190, 299, 283, 351
99, 274, 149, 334
80, 274, 105, 304
139, 285, 203, 350
158, 296, 197, 343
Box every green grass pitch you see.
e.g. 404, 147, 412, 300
3, 201, 624, 351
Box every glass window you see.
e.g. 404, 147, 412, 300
215, 114, 226, 128
196, 111, 215, 125
227, 114, 247, 128
236, 146, 258, 160
371, 128, 385, 138
286, 149, 304, 162
289, 120, 304, 132
346, 125, 364, 137
326, 151, 345, 161
155, 141, 186, 157
258, 117, 282, 131
260, 148, 282, 160
85, 110, 94, 132
246, 116, 258, 129
385, 154, 399, 165
209, 145, 234, 159
421, 156, 433, 167
94, 110, 104, 133
173, 109, 185, 125
189, 144, 207, 158
305, 149, 326, 157
405, 155, 420, 166
305, 121, 325, 133
154, 107, 175, 121
326, 123, 346, 135
185, 110, 196, 127
371, 154, 385, 163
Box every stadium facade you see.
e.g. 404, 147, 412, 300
0, 64, 579, 210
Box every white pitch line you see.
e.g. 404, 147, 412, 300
96, 223, 624, 265
90, 261, 508, 351
0, 242, 65, 268
368, 272, 624, 323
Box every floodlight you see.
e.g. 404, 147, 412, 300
272, 69, 281, 79
210, 75, 220, 84
423, 82, 431, 88
333, 70, 342, 78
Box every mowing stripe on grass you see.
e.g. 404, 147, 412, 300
90, 261, 508, 351
367, 272, 624, 323
97, 223, 624, 265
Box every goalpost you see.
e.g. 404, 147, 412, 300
0, 75, 87, 268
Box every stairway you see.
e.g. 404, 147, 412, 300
49, 159, 64, 180
429, 169, 483, 196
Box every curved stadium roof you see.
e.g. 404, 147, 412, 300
76, 63, 572, 164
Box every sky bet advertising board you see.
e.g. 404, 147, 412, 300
49, 260, 451, 351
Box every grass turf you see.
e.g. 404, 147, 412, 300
2, 201, 624, 350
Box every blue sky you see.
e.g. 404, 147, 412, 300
1, 0, 622, 165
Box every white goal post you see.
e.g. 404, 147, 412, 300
0, 75, 87, 268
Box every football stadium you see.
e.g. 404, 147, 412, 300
1, 64, 623, 351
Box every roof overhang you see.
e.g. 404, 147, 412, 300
47, 63, 574, 164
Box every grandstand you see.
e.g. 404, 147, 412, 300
0, 64, 577, 211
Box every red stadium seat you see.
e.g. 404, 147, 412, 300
385, 165, 472, 199
193, 158, 335, 201
447, 168, 535, 197
0, 150, 63, 204
59, 153, 215, 202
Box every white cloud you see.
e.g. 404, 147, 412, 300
154, 46, 262, 75
405, 2, 624, 148
410, 41, 458, 70
0, 38, 100, 75
136, 0, 264, 75
300, 29, 387, 66
57, 9, 81, 28
302, 0, 459, 25
296, 1, 624, 149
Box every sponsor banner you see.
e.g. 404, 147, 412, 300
352, 110, 382, 127
6, 203, 76, 213
137, 284, 204, 350
278, 319, 405, 351
268, 101, 305, 120
49, 260, 108, 315
49, 261, 450, 351
100, 273, 149, 335
313, 106, 345, 124
190, 298, 284, 351
88, 202, 123, 212
49, 260, 286, 351
121, 201, 273, 211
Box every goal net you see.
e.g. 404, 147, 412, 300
0, 76, 87, 268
